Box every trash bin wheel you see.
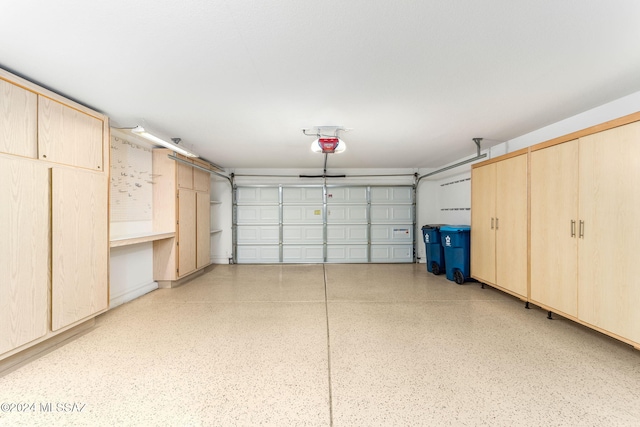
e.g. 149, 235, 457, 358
454, 269, 465, 285
431, 262, 440, 275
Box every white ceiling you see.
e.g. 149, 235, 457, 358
2, 1, 640, 170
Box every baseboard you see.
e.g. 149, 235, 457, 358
1, 319, 95, 377
109, 281, 159, 309
157, 267, 206, 289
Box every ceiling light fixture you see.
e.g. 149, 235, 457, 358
303, 126, 350, 154
311, 137, 346, 154
131, 126, 199, 158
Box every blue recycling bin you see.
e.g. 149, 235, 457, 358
421, 225, 446, 275
440, 225, 471, 284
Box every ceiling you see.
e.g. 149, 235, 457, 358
2, 1, 640, 170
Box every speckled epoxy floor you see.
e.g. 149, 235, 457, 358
1, 264, 640, 426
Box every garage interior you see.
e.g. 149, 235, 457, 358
1, 1, 640, 426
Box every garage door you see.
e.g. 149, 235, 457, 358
234, 185, 414, 264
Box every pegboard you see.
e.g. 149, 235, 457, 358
110, 135, 154, 222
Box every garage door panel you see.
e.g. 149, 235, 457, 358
283, 225, 323, 244
327, 245, 368, 262
237, 245, 280, 263
327, 224, 368, 243
283, 245, 324, 263
371, 187, 412, 203
371, 224, 413, 243
283, 205, 323, 223
327, 205, 367, 223
283, 187, 323, 203
237, 226, 279, 244
326, 187, 367, 203
370, 205, 412, 222
236, 187, 279, 204
237, 205, 279, 224
371, 245, 413, 262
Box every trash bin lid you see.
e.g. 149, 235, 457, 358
440, 225, 471, 232
421, 224, 447, 230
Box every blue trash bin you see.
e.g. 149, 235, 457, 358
440, 225, 471, 284
421, 224, 446, 275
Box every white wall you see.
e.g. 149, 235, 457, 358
108, 131, 159, 308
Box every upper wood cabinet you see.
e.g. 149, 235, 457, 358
38, 96, 104, 171
177, 157, 194, 189
193, 160, 211, 192
0, 79, 38, 158
471, 152, 528, 299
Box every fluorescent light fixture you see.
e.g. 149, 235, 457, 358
311, 137, 346, 154
131, 126, 198, 158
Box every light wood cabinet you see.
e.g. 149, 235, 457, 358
178, 189, 197, 277
577, 122, 640, 344
470, 162, 496, 283
177, 157, 194, 189
52, 168, 109, 331
194, 160, 211, 192
153, 149, 211, 284
471, 152, 528, 299
529, 117, 640, 348
38, 96, 104, 171
530, 140, 579, 317
0, 158, 49, 354
0, 68, 109, 366
0, 78, 37, 158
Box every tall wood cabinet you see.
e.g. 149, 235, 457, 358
530, 140, 579, 317
153, 149, 211, 285
530, 120, 640, 346
470, 151, 528, 299
0, 69, 109, 364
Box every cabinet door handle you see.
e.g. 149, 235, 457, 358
491, 217, 494, 229
495, 218, 499, 230
579, 220, 585, 238
571, 220, 576, 237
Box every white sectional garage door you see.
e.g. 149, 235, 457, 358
234, 185, 414, 264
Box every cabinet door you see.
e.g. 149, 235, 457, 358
178, 189, 197, 276
196, 192, 211, 269
530, 140, 579, 316
0, 158, 48, 354
193, 165, 210, 192
578, 122, 640, 343
470, 163, 496, 284
177, 159, 193, 189
38, 97, 104, 171
0, 79, 37, 158
52, 168, 108, 331
495, 154, 528, 297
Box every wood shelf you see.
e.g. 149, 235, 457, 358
109, 231, 175, 248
